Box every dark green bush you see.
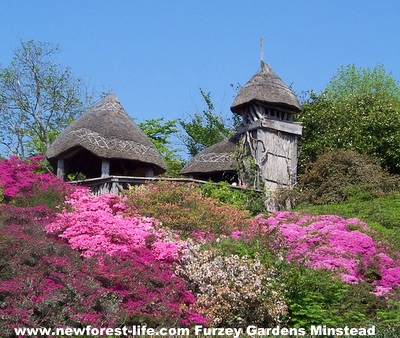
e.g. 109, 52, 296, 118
278, 149, 399, 207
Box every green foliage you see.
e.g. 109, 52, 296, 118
266, 258, 393, 330
138, 118, 185, 176
179, 88, 238, 157
235, 134, 263, 190
296, 64, 400, 174
200, 181, 265, 215
125, 181, 251, 235
0, 40, 94, 157
284, 265, 350, 327
326, 64, 400, 100
12, 186, 68, 210
67, 172, 87, 181
377, 297, 400, 324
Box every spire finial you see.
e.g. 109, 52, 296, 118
259, 37, 265, 62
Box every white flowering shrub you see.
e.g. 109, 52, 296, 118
176, 242, 288, 327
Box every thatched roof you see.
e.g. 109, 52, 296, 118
46, 94, 166, 172
231, 61, 301, 114
180, 134, 240, 176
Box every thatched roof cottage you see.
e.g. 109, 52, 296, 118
46, 94, 166, 181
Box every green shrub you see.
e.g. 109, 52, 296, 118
200, 181, 266, 215
280, 263, 394, 328
12, 186, 71, 210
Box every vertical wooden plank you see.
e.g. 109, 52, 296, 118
145, 167, 154, 177
291, 136, 298, 187
57, 159, 65, 180
101, 159, 110, 177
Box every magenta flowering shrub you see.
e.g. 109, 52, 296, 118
46, 187, 185, 261
94, 250, 208, 326
251, 212, 400, 295
0, 205, 207, 332
0, 156, 71, 207
0, 157, 207, 329
0, 205, 120, 334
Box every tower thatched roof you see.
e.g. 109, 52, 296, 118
180, 134, 240, 176
231, 61, 301, 113
46, 94, 166, 173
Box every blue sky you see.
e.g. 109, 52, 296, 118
1, 1, 400, 150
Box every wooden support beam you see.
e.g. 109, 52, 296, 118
145, 167, 154, 177
101, 159, 110, 177
57, 159, 65, 180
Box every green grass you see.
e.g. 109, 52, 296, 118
296, 192, 400, 250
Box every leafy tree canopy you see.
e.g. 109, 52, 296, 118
179, 88, 240, 157
138, 117, 184, 177
296, 64, 400, 173
0, 40, 94, 157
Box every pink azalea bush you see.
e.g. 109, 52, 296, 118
45, 187, 207, 325
46, 187, 185, 261
44, 187, 208, 325
250, 212, 400, 295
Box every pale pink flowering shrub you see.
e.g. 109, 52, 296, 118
176, 241, 288, 327
251, 212, 400, 295
46, 187, 184, 261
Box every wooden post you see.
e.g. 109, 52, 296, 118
101, 159, 110, 177
145, 167, 154, 177
57, 159, 65, 180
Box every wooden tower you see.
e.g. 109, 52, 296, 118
231, 61, 302, 191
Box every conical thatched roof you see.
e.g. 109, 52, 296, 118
46, 94, 166, 173
180, 134, 240, 176
231, 61, 301, 113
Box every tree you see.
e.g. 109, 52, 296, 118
179, 88, 240, 157
296, 64, 400, 174
0, 40, 94, 157
138, 117, 184, 176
